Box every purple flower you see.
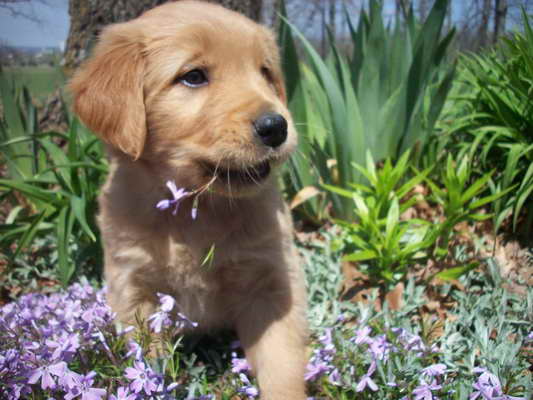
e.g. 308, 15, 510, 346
46, 333, 80, 361
28, 361, 66, 390
109, 386, 136, 400
156, 199, 171, 210
369, 334, 392, 361
304, 361, 330, 381
413, 380, 442, 400
237, 373, 259, 398
156, 181, 190, 215
148, 293, 184, 333
125, 339, 143, 360
422, 363, 447, 378
158, 293, 175, 312
231, 354, 251, 373
470, 370, 503, 400
352, 326, 372, 345
148, 310, 172, 333
328, 368, 342, 386
64, 371, 106, 400
356, 361, 378, 392
356, 375, 378, 392
57, 368, 82, 391
175, 312, 199, 330
124, 360, 159, 395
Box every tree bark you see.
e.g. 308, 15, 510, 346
64, 0, 263, 72
493, 0, 508, 44
206, 0, 262, 21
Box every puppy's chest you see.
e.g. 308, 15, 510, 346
161, 229, 265, 322
163, 223, 248, 283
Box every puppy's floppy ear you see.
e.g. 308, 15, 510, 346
70, 23, 146, 159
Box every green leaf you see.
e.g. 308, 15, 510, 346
343, 249, 377, 262
70, 195, 97, 242
385, 196, 400, 244
436, 262, 479, 281
57, 207, 76, 286
201, 244, 216, 269
11, 210, 48, 261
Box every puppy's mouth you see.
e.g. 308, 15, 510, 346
204, 160, 271, 185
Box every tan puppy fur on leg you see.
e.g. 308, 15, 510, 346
69, 1, 308, 398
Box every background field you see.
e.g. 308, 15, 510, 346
2, 66, 65, 100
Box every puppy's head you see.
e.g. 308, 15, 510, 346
70, 0, 296, 197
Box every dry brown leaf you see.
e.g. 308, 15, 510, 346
290, 186, 321, 210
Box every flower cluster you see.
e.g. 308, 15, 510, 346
1, 282, 529, 400
0, 283, 180, 399
470, 368, 523, 400
304, 322, 528, 399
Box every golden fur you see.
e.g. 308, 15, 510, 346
69, 1, 308, 398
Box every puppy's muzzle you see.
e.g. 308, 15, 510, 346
253, 112, 288, 148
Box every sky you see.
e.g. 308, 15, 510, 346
0, 0, 69, 48
0, 0, 526, 49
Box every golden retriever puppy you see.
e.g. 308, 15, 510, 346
69, 1, 308, 398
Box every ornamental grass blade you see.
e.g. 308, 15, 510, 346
0, 179, 60, 205
57, 207, 76, 286
11, 210, 48, 262
0, 73, 33, 180
70, 195, 97, 242
39, 138, 73, 192
513, 176, 533, 231
277, 0, 300, 102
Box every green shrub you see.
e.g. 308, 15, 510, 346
326, 151, 509, 290
0, 71, 106, 288
430, 10, 533, 236
279, 0, 455, 223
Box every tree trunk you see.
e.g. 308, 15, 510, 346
479, 0, 492, 47
206, 0, 262, 21
64, 0, 263, 72
493, 0, 508, 44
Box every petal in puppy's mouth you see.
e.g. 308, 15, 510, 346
204, 160, 271, 185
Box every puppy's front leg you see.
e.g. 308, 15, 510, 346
236, 292, 308, 400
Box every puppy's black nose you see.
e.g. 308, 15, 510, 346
253, 112, 288, 148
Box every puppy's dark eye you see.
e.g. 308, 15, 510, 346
261, 66, 274, 84
179, 69, 208, 88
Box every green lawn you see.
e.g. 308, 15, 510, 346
3, 66, 66, 101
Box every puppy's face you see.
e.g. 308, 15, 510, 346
70, 1, 296, 197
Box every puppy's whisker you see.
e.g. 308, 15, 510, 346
245, 167, 261, 187
226, 167, 235, 206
